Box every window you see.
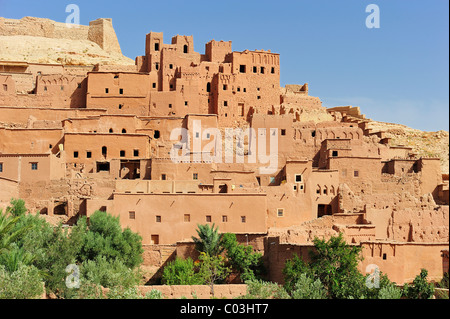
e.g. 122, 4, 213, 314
354, 170, 359, 177
155, 63, 159, 70
260, 67, 265, 74
156, 216, 161, 223
224, 101, 228, 107
119, 104, 123, 109
169, 64, 173, 69
293, 185, 297, 191
383, 253, 387, 260
257, 96, 261, 100
271, 67, 275, 74
120, 150, 126, 157
49, 144, 53, 149
206, 215, 212, 223
270, 177, 275, 184
295, 174, 302, 183
237, 87, 241, 92
184, 214, 191, 222
223, 84, 227, 90
193, 173, 198, 180
206, 82, 211, 93
129, 211, 136, 219
241, 216, 246, 223
31, 163, 38, 171
195, 132, 200, 138
134, 150, 139, 157
87, 151, 92, 159
206, 133, 211, 139
277, 209, 284, 217
105, 88, 109, 94
109, 128, 114, 133
61, 86, 64, 91
161, 174, 167, 180
154, 43, 160, 51
185, 101, 188, 106
169, 104, 172, 109
0, 163, 3, 172
332, 151, 339, 157
151, 235, 159, 245
73, 151, 79, 158
102, 146, 107, 157
114, 75, 119, 79
3, 84, 7, 91
119, 88, 124, 95
122, 129, 127, 134
183, 45, 188, 53
44, 86, 47, 91
253, 66, 257, 73
222, 215, 228, 223
312, 130, 316, 137
154, 130, 160, 139
152, 83, 156, 89
281, 129, 286, 136
239, 65, 246, 73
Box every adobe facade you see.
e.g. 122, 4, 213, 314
0, 16, 448, 285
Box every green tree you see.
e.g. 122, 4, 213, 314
0, 209, 32, 254
162, 257, 202, 285
6, 199, 27, 217
290, 273, 327, 299
192, 223, 224, 257
283, 234, 367, 299
403, 269, 435, 299
221, 233, 264, 282
196, 252, 230, 297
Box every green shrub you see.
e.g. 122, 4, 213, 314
290, 273, 327, 299
0, 264, 44, 299
241, 280, 290, 299
378, 285, 403, 299
403, 269, 435, 299
162, 257, 202, 285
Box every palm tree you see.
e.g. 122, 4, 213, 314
191, 223, 224, 256
0, 209, 32, 254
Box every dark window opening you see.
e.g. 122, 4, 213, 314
109, 128, 114, 133
102, 146, 107, 157
155, 63, 159, 70
119, 88, 124, 95
156, 216, 161, 223
129, 211, 136, 219
105, 88, 109, 94
241, 216, 246, 223
312, 130, 316, 137
73, 151, 79, 158
219, 184, 228, 193
256, 177, 261, 186
0, 163, 3, 173
318, 204, 332, 218
119, 104, 123, 109
154, 43, 159, 51
271, 67, 275, 74
134, 150, 139, 157
154, 130, 160, 139
224, 101, 228, 107
207, 82, 211, 93
383, 253, 387, 260
295, 174, 302, 183
49, 144, 53, 149
122, 129, 127, 134
185, 101, 188, 106
239, 65, 246, 73
31, 163, 38, 171
183, 45, 188, 53
206, 216, 212, 223
332, 151, 338, 157
153, 83, 156, 88
77, 83, 82, 88
120, 150, 126, 157
260, 67, 265, 74
54, 203, 67, 216
253, 66, 257, 73
169, 104, 172, 108
223, 84, 227, 90
169, 64, 173, 69
193, 173, 198, 180
87, 151, 92, 158
161, 174, 167, 180
97, 162, 110, 172
354, 170, 359, 177
281, 129, 286, 136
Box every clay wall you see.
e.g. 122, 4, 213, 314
112, 192, 267, 244
0, 128, 63, 154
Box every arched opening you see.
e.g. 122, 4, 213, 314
109, 128, 114, 133
122, 129, 127, 134
54, 203, 67, 216
206, 82, 211, 93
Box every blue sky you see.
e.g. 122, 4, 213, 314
1, 0, 448, 131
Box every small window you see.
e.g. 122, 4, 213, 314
169, 104, 172, 109
312, 130, 316, 137
119, 104, 123, 109
120, 150, 126, 157
0, 163, 3, 172
225, 113, 228, 117
277, 209, 284, 217
49, 144, 53, 149
185, 101, 188, 106
73, 151, 79, 158
87, 151, 92, 159
184, 214, 191, 222
151, 235, 159, 245
193, 173, 198, 180
195, 132, 200, 138
206, 82, 211, 93
154, 130, 160, 139
134, 150, 139, 157
154, 43, 160, 51
271, 67, 275, 74
237, 87, 241, 92
77, 83, 82, 89
206, 215, 212, 223
119, 88, 124, 95
354, 170, 359, 177
222, 215, 228, 223
129, 211, 136, 219
223, 84, 227, 90
169, 64, 173, 69
183, 45, 188, 53
114, 75, 119, 79
206, 133, 211, 139
105, 88, 109, 94
293, 185, 297, 191
109, 128, 114, 133
332, 151, 338, 157
281, 129, 286, 136
257, 96, 261, 100
260, 67, 265, 74
44, 86, 48, 91
224, 101, 228, 107
31, 163, 38, 171
239, 65, 246, 73
102, 146, 107, 157
152, 83, 156, 89
253, 66, 257, 73
295, 174, 302, 183
383, 253, 387, 260
61, 86, 64, 91
155, 63, 159, 71
122, 129, 127, 133
161, 174, 167, 181
241, 216, 246, 223
156, 216, 161, 223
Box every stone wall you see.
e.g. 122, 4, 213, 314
137, 284, 247, 299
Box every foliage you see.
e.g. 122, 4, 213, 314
403, 269, 435, 299
290, 273, 327, 299
162, 257, 202, 285
283, 234, 367, 299
221, 233, 264, 282
439, 272, 449, 289
378, 285, 403, 299
6, 199, 28, 217
145, 289, 163, 299
192, 223, 224, 257
77, 211, 144, 269
80, 256, 141, 289
0, 264, 44, 299
196, 252, 231, 296
240, 280, 290, 299
0, 245, 35, 272
0, 209, 32, 254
